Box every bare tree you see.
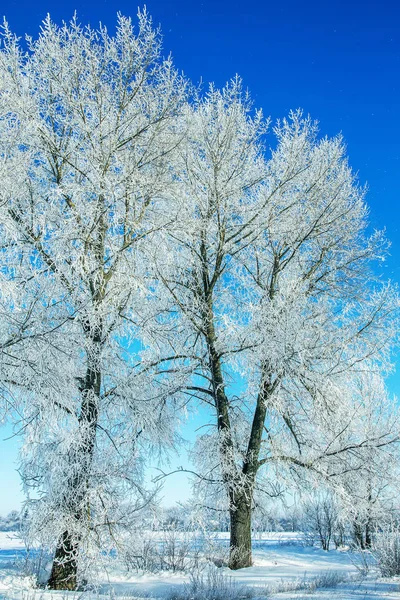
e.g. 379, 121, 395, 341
302, 491, 339, 551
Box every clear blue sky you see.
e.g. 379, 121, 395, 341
1, 0, 399, 515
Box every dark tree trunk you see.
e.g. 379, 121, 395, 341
365, 518, 372, 548
47, 316, 102, 590
365, 487, 373, 548
353, 519, 365, 549
229, 497, 253, 569
48, 531, 79, 590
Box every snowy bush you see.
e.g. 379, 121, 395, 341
159, 527, 197, 572
168, 565, 257, 600
203, 536, 230, 568
269, 570, 348, 595
347, 548, 375, 577
123, 535, 160, 573
373, 521, 400, 577
17, 547, 53, 587
123, 527, 201, 573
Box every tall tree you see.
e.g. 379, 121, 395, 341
156, 89, 400, 568
0, 12, 187, 589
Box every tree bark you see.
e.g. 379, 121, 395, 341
48, 531, 79, 590
229, 496, 253, 569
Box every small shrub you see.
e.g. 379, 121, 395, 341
301, 493, 339, 551
269, 570, 347, 595
373, 521, 400, 577
203, 535, 230, 568
123, 527, 202, 574
168, 565, 257, 600
15, 546, 53, 587
159, 527, 194, 572
123, 536, 160, 573
347, 548, 375, 577
300, 530, 316, 547
312, 571, 348, 589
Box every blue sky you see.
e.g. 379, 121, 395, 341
0, 0, 399, 515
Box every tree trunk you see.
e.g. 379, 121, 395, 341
229, 497, 252, 569
47, 316, 102, 590
365, 518, 372, 548
365, 487, 373, 548
48, 531, 79, 590
228, 366, 273, 569
353, 519, 365, 549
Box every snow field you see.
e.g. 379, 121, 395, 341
0, 532, 400, 600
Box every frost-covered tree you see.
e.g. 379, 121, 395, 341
301, 490, 339, 551
155, 88, 400, 569
0, 12, 187, 589
332, 374, 400, 549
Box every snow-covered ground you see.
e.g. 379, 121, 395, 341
0, 531, 399, 600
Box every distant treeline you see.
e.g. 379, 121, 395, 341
0, 510, 21, 531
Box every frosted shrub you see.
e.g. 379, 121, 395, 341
18, 547, 53, 586
168, 565, 256, 600
159, 527, 195, 572
123, 528, 201, 573
204, 536, 230, 568
373, 521, 400, 577
270, 570, 347, 595
348, 548, 375, 577
123, 536, 160, 573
